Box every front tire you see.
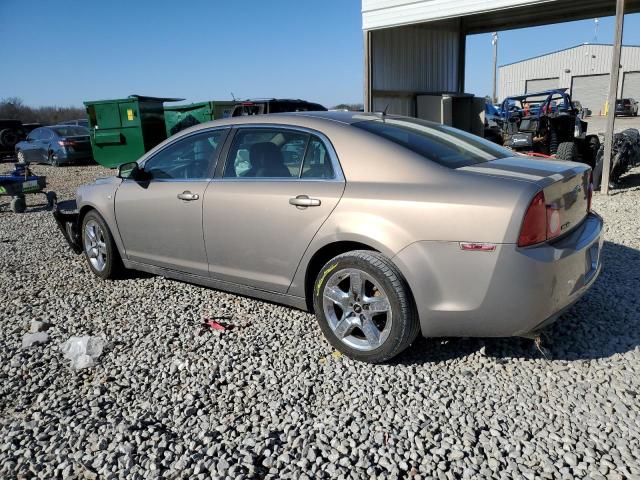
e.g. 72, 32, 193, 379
48, 151, 60, 167
81, 210, 123, 279
16, 150, 26, 164
313, 250, 419, 363
10, 195, 26, 213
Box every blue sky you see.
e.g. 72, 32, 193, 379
1, 1, 639, 108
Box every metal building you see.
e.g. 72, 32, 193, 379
499, 44, 640, 114
362, 0, 640, 114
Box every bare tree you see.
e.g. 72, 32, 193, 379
0, 97, 85, 125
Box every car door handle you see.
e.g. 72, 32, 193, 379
289, 195, 321, 207
177, 191, 199, 201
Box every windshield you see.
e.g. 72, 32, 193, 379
353, 117, 512, 168
53, 126, 89, 136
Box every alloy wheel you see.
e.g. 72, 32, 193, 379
84, 219, 108, 272
322, 268, 392, 351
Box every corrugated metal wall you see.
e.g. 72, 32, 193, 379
498, 44, 640, 102
370, 20, 460, 115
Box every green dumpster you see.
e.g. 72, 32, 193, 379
163, 100, 236, 137
84, 95, 183, 168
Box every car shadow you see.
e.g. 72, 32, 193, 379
394, 240, 640, 365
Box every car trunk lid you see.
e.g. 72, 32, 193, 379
459, 156, 591, 236
62, 135, 91, 152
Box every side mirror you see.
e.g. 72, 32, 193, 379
118, 161, 140, 179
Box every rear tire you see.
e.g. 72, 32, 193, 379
0, 129, 19, 149
81, 210, 124, 280
556, 142, 577, 161
10, 195, 26, 213
313, 250, 419, 363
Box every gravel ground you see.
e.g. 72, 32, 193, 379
1, 162, 639, 480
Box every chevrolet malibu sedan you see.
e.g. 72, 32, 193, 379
54, 112, 602, 363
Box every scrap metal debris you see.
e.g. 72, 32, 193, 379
199, 316, 252, 335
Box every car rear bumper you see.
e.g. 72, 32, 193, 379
57, 151, 93, 164
393, 212, 603, 337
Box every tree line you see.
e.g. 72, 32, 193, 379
0, 97, 85, 125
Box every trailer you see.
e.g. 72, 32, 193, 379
0, 162, 56, 213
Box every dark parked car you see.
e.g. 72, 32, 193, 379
60, 119, 90, 128
15, 125, 93, 166
484, 103, 503, 144
0, 119, 28, 159
615, 98, 638, 116
231, 99, 327, 117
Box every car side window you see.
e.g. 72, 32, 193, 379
301, 136, 334, 179
41, 129, 53, 141
28, 129, 42, 141
143, 129, 227, 180
223, 128, 309, 178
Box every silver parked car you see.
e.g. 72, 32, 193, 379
54, 112, 603, 363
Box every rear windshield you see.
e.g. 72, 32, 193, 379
354, 118, 512, 168
53, 126, 89, 136
232, 104, 264, 117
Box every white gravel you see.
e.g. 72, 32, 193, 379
1, 162, 639, 479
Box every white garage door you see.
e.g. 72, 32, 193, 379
525, 77, 559, 93
622, 71, 640, 100
572, 74, 610, 115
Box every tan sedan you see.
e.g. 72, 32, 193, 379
54, 112, 603, 363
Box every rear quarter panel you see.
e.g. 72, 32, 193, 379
289, 149, 540, 296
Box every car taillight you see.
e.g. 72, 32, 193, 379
518, 190, 566, 247
58, 140, 75, 147
518, 191, 547, 247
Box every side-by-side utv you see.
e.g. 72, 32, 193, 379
500, 89, 600, 168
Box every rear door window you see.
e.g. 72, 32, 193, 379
301, 136, 334, 179
223, 128, 309, 178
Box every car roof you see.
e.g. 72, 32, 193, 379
175, 111, 382, 134
239, 98, 321, 103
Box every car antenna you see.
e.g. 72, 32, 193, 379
231, 92, 237, 101
380, 104, 389, 121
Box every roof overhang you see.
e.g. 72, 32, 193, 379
363, 0, 640, 33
